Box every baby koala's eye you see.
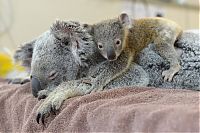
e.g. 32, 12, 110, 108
115, 39, 121, 46
98, 43, 103, 49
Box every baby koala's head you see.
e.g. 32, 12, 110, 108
87, 13, 132, 61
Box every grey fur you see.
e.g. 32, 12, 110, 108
14, 40, 35, 72
137, 31, 200, 90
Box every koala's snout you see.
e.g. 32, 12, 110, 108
107, 47, 116, 61
31, 76, 42, 97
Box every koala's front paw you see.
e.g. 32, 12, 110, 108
8, 78, 30, 84
36, 90, 65, 125
162, 65, 180, 82
37, 90, 51, 100
36, 81, 86, 125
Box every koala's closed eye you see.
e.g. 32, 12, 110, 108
48, 71, 58, 80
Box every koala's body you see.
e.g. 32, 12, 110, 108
88, 13, 182, 92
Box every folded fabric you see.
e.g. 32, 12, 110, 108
0, 79, 199, 132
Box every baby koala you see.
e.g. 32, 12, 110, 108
85, 13, 182, 92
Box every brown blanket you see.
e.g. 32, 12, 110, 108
0, 79, 199, 132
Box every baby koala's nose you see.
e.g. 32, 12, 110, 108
31, 76, 42, 97
107, 47, 117, 61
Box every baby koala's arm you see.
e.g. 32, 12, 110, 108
154, 28, 182, 82
86, 53, 131, 93
87, 62, 118, 93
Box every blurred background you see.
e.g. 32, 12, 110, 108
0, 0, 199, 78
0, 0, 199, 52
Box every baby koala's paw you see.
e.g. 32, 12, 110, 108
36, 90, 65, 125
37, 90, 51, 100
8, 78, 30, 84
162, 65, 180, 82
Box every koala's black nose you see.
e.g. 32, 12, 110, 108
107, 47, 116, 61
31, 76, 42, 97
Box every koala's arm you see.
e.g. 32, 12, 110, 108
153, 28, 182, 82
36, 79, 92, 124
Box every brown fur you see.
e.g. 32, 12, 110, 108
125, 17, 182, 82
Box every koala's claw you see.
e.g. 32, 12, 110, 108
36, 112, 48, 125
38, 95, 47, 100
36, 90, 65, 124
36, 113, 44, 125
162, 67, 179, 82
36, 105, 53, 125
37, 90, 51, 100
36, 113, 42, 124
36, 105, 51, 125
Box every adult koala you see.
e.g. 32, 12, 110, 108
14, 20, 149, 124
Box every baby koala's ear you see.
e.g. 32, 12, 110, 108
118, 13, 132, 28
14, 40, 35, 70
50, 19, 71, 40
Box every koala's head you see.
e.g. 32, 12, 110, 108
14, 20, 95, 97
51, 20, 96, 67
89, 13, 132, 61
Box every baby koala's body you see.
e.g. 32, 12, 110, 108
87, 13, 182, 92
126, 16, 182, 81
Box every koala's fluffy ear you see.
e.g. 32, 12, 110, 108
14, 40, 35, 69
50, 19, 71, 40
118, 13, 132, 28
